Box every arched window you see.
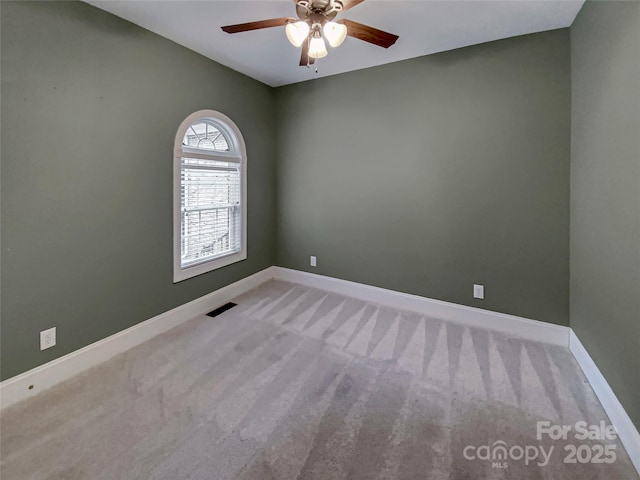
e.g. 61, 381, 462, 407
173, 110, 246, 282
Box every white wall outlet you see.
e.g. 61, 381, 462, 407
310, 255, 317, 267
40, 327, 56, 350
473, 284, 485, 300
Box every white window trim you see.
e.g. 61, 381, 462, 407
173, 110, 247, 283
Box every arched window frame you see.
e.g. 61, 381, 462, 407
173, 110, 247, 282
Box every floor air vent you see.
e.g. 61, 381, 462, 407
206, 302, 237, 318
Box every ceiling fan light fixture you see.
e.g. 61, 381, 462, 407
220, 0, 399, 67
308, 34, 328, 59
323, 21, 347, 48
285, 21, 310, 47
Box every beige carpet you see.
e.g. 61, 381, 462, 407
1, 280, 637, 479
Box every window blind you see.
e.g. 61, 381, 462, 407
180, 157, 241, 268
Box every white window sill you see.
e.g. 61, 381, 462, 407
173, 250, 246, 283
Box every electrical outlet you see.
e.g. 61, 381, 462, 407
473, 284, 485, 300
310, 255, 317, 267
40, 327, 56, 350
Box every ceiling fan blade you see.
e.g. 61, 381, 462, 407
339, 19, 398, 48
299, 39, 315, 66
339, 0, 366, 12
300, 39, 309, 66
221, 17, 293, 34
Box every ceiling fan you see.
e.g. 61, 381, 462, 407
221, 0, 399, 67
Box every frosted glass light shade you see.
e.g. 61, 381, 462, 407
323, 22, 347, 48
308, 36, 328, 59
285, 21, 310, 47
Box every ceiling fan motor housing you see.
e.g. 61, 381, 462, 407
296, 0, 341, 24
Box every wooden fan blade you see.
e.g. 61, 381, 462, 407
299, 39, 315, 66
300, 39, 309, 66
339, 19, 398, 48
221, 17, 293, 34
339, 0, 366, 12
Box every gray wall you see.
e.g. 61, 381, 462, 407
570, 1, 640, 428
276, 30, 571, 326
0, 1, 277, 380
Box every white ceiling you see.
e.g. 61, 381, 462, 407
86, 0, 584, 87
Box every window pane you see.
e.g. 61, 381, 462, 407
180, 160, 240, 267
183, 121, 230, 151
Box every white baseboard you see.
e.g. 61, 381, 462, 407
273, 267, 570, 346
0, 266, 276, 410
569, 330, 640, 475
